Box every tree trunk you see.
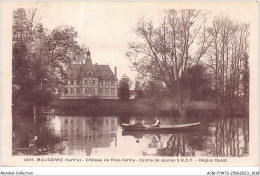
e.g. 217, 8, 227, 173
174, 88, 188, 116
179, 107, 186, 116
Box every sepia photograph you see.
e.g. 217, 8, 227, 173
1, 1, 259, 169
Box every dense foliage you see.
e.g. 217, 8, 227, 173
118, 75, 131, 100
12, 8, 86, 114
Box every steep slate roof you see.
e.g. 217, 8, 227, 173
66, 62, 115, 80
96, 65, 114, 79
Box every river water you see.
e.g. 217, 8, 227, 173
13, 115, 249, 157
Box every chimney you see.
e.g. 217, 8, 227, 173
114, 66, 117, 78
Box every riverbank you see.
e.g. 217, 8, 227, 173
50, 98, 217, 116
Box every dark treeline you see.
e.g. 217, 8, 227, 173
127, 10, 249, 116
12, 8, 88, 114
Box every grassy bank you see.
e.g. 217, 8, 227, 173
50, 98, 217, 117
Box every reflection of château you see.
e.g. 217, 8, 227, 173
48, 116, 118, 156
61, 49, 118, 99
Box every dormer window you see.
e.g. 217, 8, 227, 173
71, 74, 74, 78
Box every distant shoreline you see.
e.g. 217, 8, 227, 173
48, 98, 247, 117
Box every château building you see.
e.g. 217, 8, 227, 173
61, 49, 118, 99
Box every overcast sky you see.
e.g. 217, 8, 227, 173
13, 2, 252, 85
28, 2, 165, 83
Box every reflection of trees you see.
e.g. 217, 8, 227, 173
140, 118, 249, 157
37, 116, 62, 150
206, 118, 249, 157
128, 116, 203, 157
142, 133, 202, 157
158, 134, 202, 156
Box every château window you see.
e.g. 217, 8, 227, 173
99, 88, 103, 95
71, 74, 74, 78
105, 88, 109, 95
93, 89, 95, 95
65, 88, 68, 94
92, 80, 95, 85
77, 88, 80, 94
77, 80, 80, 85
64, 130, 68, 138
71, 88, 74, 95
88, 81, 92, 86
106, 81, 109, 86
65, 80, 68, 85
99, 81, 103, 86
111, 88, 114, 95
111, 81, 114, 86
88, 88, 92, 94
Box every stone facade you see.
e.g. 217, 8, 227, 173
61, 50, 118, 99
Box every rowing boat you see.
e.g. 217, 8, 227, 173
121, 122, 200, 131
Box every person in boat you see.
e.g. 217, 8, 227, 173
150, 117, 160, 127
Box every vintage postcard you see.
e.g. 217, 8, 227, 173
1, 1, 259, 168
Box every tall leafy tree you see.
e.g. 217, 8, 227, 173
127, 10, 211, 115
118, 75, 131, 100
12, 8, 84, 113
180, 64, 212, 101
206, 15, 249, 114
134, 81, 144, 99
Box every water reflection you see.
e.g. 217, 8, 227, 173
12, 115, 249, 157
46, 116, 118, 156
203, 118, 249, 157
123, 132, 201, 157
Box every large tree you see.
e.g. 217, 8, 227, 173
12, 8, 84, 113
126, 10, 211, 115
118, 75, 131, 100
134, 81, 143, 99
206, 16, 249, 114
